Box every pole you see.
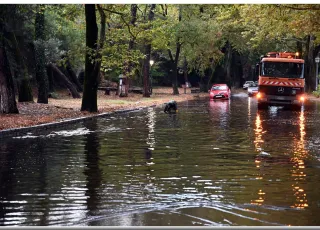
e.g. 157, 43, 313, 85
316, 62, 319, 91
149, 70, 152, 94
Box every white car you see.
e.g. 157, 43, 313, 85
248, 85, 258, 97
243, 81, 254, 89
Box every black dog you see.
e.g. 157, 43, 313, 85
164, 100, 178, 114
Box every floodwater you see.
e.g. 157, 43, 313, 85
1, 94, 320, 226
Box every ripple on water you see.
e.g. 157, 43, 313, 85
1, 98, 320, 226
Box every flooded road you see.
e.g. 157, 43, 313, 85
1, 95, 320, 226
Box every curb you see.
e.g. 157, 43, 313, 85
0, 105, 158, 139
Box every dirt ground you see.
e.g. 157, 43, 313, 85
0, 87, 207, 131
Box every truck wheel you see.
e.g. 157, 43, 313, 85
258, 102, 268, 110
291, 104, 302, 111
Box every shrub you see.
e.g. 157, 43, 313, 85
312, 90, 320, 98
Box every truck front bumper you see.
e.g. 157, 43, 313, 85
258, 95, 304, 105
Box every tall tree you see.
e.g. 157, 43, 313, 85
0, 11, 19, 114
34, 5, 49, 104
81, 4, 98, 112
81, 4, 106, 112
143, 4, 156, 97
305, 35, 316, 91
168, 5, 182, 95
6, 30, 33, 102
5, 5, 33, 103
123, 4, 138, 97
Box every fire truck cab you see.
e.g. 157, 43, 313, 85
256, 52, 305, 110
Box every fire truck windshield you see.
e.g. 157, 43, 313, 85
261, 62, 304, 79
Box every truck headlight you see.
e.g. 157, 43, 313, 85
257, 92, 263, 99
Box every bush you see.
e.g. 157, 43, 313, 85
312, 90, 320, 98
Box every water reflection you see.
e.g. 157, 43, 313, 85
146, 108, 156, 151
252, 112, 265, 205
254, 113, 264, 153
208, 100, 230, 128
1, 98, 320, 226
291, 110, 308, 209
83, 120, 102, 218
252, 108, 310, 210
248, 97, 251, 119
251, 189, 266, 206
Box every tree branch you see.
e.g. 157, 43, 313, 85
120, 15, 136, 39
175, 42, 181, 64
102, 8, 124, 15
97, 4, 106, 50
137, 6, 144, 15
168, 49, 174, 63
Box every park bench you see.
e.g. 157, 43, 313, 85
190, 88, 200, 93
129, 87, 143, 94
98, 87, 118, 95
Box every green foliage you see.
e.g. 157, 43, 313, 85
179, 5, 225, 76
45, 5, 85, 70
34, 38, 65, 65
4, 3, 320, 91
312, 85, 320, 98
49, 92, 59, 99
312, 90, 320, 98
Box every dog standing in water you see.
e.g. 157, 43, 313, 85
164, 100, 178, 114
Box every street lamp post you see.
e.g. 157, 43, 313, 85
149, 60, 154, 94
315, 55, 320, 91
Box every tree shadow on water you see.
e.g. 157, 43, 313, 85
83, 120, 102, 218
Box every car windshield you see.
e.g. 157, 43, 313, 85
262, 61, 304, 78
212, 85, 227, 90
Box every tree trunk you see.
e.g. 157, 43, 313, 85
183, 56, 189, 84
46, 65, 54, 92
297, 41, 303, 58
168, 43, 181, 95
231, 51, 242, 88
304, 35, 315, 92
48, 63, 81, 98
143, 43, 151, 97
35, 6, 49, 104
65, 60, 83, 92
124, 4, 138, 97
0, 32, 19, 113
5, 30, 33, 102
224, 41, 232, 87
207, 59, 215, 89
169, 5, 182, 95
57, 64, 80, 91
142, 4, 156, 98
173, 43, 181, 95
81, 4, 99, 112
